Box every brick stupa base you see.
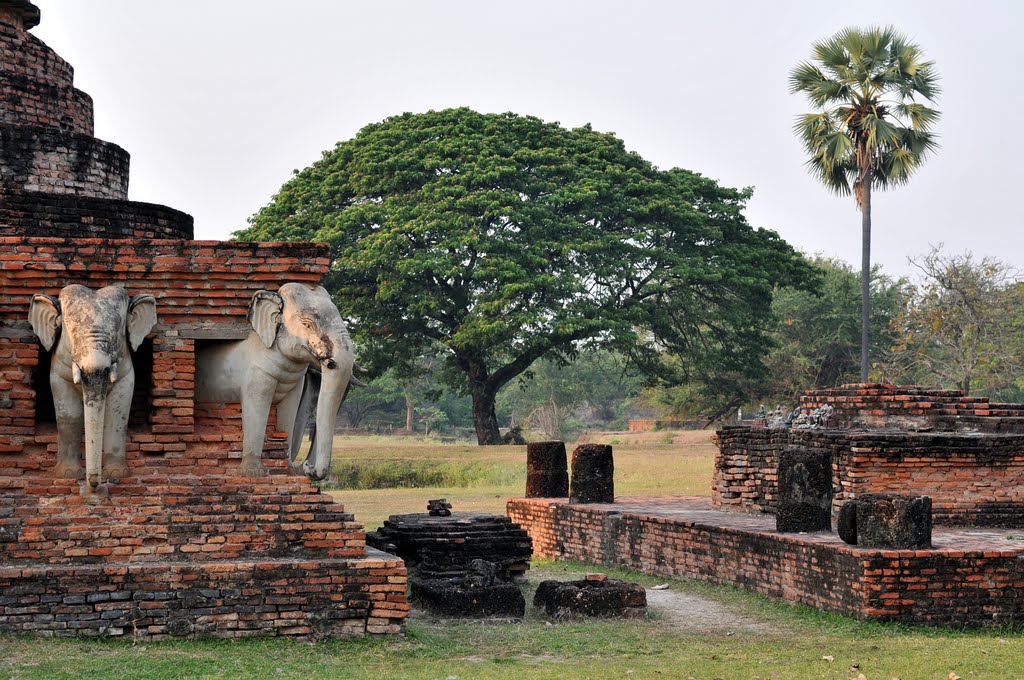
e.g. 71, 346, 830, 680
507, 496, 1024, 627
0, 425, 409, 639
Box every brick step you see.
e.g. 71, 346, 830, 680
0, 476, 365, 565
0, 549, 409, 639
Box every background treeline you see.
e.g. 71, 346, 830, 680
338, 247, 1024, 440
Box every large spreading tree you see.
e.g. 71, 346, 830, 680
237, 108, 814, 444
790, 26, 940, 382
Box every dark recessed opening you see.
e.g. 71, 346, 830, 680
32, 349, 55, 424
128, 338, 154, 429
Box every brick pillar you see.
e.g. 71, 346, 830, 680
569, 444, 614, 504
526, 441, 569, 498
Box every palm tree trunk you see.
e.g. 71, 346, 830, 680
860, 178, 872, 383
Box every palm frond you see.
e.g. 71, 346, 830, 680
893, 103, 940, 131
792, 25, 941, 195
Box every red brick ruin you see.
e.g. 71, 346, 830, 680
0, 2, 408, 638
511, 387, 1024, 626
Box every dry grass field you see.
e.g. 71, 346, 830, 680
325, 430, 717, 529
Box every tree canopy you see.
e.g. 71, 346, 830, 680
237, 108, 815, 443
790, 26, 940, 381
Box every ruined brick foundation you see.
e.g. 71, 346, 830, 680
509, 384, 1024, 627
508, 496, 1024, 626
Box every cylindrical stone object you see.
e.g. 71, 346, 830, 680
837, 500, 857, 545
569, 444, 614, 504
526, 441, 569, 498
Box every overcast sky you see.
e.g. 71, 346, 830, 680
32, 0, 1023, 278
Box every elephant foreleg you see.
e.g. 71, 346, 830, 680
51, 375, 83, 479
275, 377, 306, 472
103, 369, 135, 479
239, 373, 275, 477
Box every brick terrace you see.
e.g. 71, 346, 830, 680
508, 496, 1024, 626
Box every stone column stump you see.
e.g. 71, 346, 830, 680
569, 444, 614, 504
526, 441, 569, 498
840, 493, 932, 549
776, 447, 832, 533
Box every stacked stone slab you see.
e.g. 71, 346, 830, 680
0, 2, 408, 639
367, 512, 532, 618
367, 512, 532, 580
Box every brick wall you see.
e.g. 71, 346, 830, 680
0, 126, 129, 199
714, 426, 1024, 527
800, 384, 1024, 429
508, 497, 1024, 626
0, 72, 93, 135
0, 190, 193, 239
0, 22, 90, 134
0, 22, 74, 89
0, 553, 409, 638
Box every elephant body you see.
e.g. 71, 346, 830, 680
195, 283, 356, 479
29, 284, 157, 495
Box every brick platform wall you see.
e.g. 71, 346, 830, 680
0, 126, 129, 199
800, 384, 1024, 429
714, 427, 1024, 527
0, 552, 409, 639
0, 190, 194, 239
508, 497, 1024, 626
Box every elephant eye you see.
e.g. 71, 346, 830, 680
302, 320, 313, 328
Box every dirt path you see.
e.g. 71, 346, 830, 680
642, 585, 784, 637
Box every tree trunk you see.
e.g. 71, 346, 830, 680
404, 388, 414, 433
860, 178, 872, 383
471, 385, 501, 444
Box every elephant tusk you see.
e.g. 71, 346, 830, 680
354, 363, 369, 375
349, 376, 368, 388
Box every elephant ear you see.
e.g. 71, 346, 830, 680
248, 290, 283, 348
28, 294, 61, 351
127, 294, 157, 351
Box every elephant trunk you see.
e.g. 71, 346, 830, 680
81, 372, 110, 492
306, 365, 349, 480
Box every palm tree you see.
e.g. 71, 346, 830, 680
790, 26, 940, 382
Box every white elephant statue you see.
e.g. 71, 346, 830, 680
195, 283, 358, 479
29, 284, 157, 495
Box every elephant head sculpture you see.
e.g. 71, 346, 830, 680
195, 283, 357, 479
29, 284, 157, 495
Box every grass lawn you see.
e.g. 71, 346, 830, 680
5, 430, 1022, 678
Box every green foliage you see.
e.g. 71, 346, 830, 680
765, 257, 906, 402
496, 350, 642, 439
325, 458, 516, 490
790, 26, 940, 202
239, 108, 813, 443
884, 247, 1023, 396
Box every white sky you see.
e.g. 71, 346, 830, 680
32, 0, 1024, 278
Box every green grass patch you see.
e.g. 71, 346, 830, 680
4, 562, 1024, 679
324, 459, 522, 490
